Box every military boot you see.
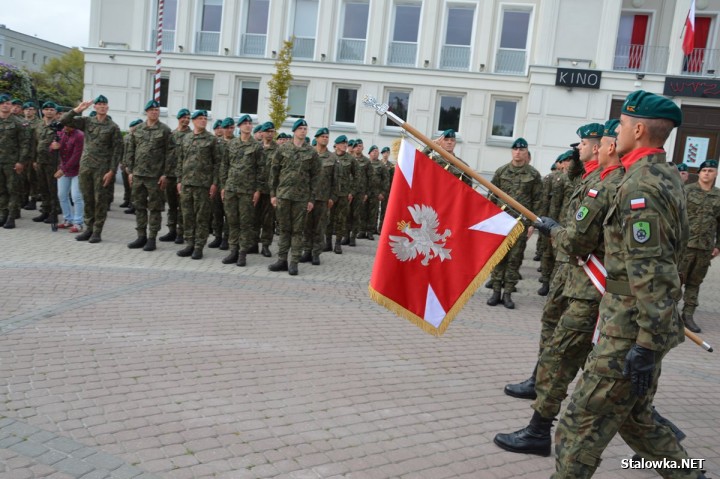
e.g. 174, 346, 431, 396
177, 245, 194, 257
504, 363, 538, 399
2, 216, 15, 229
533, 252, 541, 261
268, 259, 289, 272
312, 255, 320, 266
236, 252, 247, 267
158, 228, 177, 242
288, 262, 299, 276
191, 247, 204, 260
537, 282, 549, 296
487, 290, 502, 306
334, 240, 342, 254
683, 312, 701, 333
0, 216, 6, 227
219, 235, 229, 250
128, 236, 147, 249
88, 232, 102, 244
357, 231, 367, 239
174, 229, 185, 244
348, 234, 356, 247
222, 247, 239, 264
44, 214, 58, 224
143, 238, 157, 251
119, 200, 130, 208
32, 212, 49, 222
502, 292, 515, 309
207, 236, 222, 248
341, 235, 349, 245
12, 210, 20, 219
485, 279, 493, 289
76, 229, 93, 241
23, 199, 37, 210
366, 232, 375, 241
493, 411, 553, 456
323, 235, 333, 252
299, 251, 312, 263
260, 245, 272, 257
124, 205, 135, 214
247, 244, 259, 254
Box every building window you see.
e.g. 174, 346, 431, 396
388, 3, 420, 66
334, 87, 358, 124
440, 5, 475, 70
158, 77, 170, 108
495, 9, 531, 75
683, 16, 713, 75
0, 44, 4, 56
287, 84, 307, 119
194, 77, 214, 111
241, 0, 269, 56
385, 90, 410, 128
32, 53, 37, 64
9, 47, 15, 58
491, 99, 518, 138
338, 1, 369, 63
151, 0, 178, 51
236, 80, 260, 116
21, 50, 26, 61
437, 94, 463, 133
196, 0, 222, 54
43, 56, 48, 64
292, 0, 318, 59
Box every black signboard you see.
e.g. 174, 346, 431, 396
555, 68, 602, 89
664, 77, 720, 98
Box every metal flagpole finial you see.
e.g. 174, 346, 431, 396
362, 95, 389, 116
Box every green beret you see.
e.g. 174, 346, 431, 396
676, 163, 689, 172
442, 129, 456, 138
621, 90, 682, 127
237, 114, 252, 125
334, 135, 348, 144
292, 118, 307, 132
511, 137, 528, 149
314, 127, 329, 138
252, 124, 262, 133
221, 117, 235, 128
576, 123, 604, 139
0, 94, 11, 103
212, 119, 222, 130
94, 95, 108, 104
11, 99, 22, 106
304, 137, 310, 144
555, 152, 567, 163
89, 111, 97, 117
42, 101, 58, 110
603, 119, 620, 138
368, 145, 378, 153
348, 139, 356, 147
277, 132, 289, 139
355, 138, 364, 145
550, 163, 557, 171
381, 147, 390, 154
22, 102, 36, 110
311, 138, 317, 146
176, 108, 190, 119
191, 110, 208, 120
260, 121, 275, 132
144, 99, 160, 111
129, 119, 143, 128
699, 159, 718, 170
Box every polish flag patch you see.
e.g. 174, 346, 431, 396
630, 198, 646, 210
587, 189, 598, 198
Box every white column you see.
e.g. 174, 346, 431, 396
594, 0, 622, 70
668, 0, 692, 76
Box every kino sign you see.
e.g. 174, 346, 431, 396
555, 68, 602, 89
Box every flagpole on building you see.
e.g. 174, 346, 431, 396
154, 0, 164, 101
362, 95, 539, 223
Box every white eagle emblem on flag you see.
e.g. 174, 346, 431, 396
389, 204, 452, 266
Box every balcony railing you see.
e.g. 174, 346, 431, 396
240, 33, 266, 56
495, 48, 527, 75
337, 38, 366, 63
613, 44, 669, 73
682, 48, 720, 76
440, 45, 470, 70
388, 41, 417, 66
195, 31, 220, 54
150, 29, 176, 51
292, 37, 315, 59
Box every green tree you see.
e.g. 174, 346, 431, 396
30, 48, 84, 108
267, 37, 294, 132
0, 62, 32, 99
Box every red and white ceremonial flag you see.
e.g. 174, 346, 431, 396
683, 0, 696, 56
369, 140, 524, 336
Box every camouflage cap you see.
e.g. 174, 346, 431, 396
603, 119, 620, 138
176, 108, 191, 119
699, 159, 718, 170
94, 95, 108, 104
314, 127, 329, 138
22, 102, 36, 110
144, 99, 160, 111
511, 137, 528, 149
42, 101, 59, 110
621, 90, 682, 127
442, 129, 456, 138
191, 110, 208, 120
129, 119, 143, 128
292, 118, 307, 131
368, 145, 378, 153
0, 94, 11, 103
576, 123, 604, 139
334, 134, 348, 144
676, 163, 689, 172
221, 117, 235, 128
381, 146, 390, 154
260, 121, 275, 132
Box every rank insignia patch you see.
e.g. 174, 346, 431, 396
632, 221, 651, 243
576, 206, 589, 221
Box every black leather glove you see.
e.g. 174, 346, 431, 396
534, 216, 560, 236
623, 344, 655, 397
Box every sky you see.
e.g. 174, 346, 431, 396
3, 0, 91, 48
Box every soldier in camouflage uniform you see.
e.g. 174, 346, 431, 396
676, 162, 689, 183
553, 91, 701, 479
365, 145, 388, 240
253, 121, 276, 258
207, 119, 227, 250
535, 163, 556, 263
351, 139, 371, 241
125, 100, 174, 252
301, 128, 339, 265
421, 129, 473, 187
268, 119, 320, 276
219, 114, 263, 267
0, 94, 31, 229
327, 135, 355, 254
159, 109, 191, 244
175, 110, 220, 260
495, 119, 624, 457
679, 159, 720, 333
60, 95, 123, 243
378, 146, 394, 231
20, 102, 40, 212
487, 137, 542, 309
31, 102, 62, 225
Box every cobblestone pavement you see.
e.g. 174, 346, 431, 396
1, 193, 718, 479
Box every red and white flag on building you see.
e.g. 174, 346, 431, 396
369, 140, 523, 336
683, 0, 696, 55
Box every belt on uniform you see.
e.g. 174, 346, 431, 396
605, 278, 632, 296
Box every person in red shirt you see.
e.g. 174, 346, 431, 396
52, 124, 85, 232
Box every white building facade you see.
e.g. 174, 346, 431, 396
0, 24, 71, 72
84, 0, 720, 175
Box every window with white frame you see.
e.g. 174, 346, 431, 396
491, 99, 518, 138
437, 94, 463, 133
440, 5, 475, 70
292, 0, 318, 59
21, 50, 26, 61
334, 86, 358, 124
241, 0, 269, 56
194, 77, 214, 111
338, 1, 369, 62
236, 79, 260, 116
495, 8, 531, 74
150, 0, 178, 51
287, 84, 308, 119
196, 0, 222, 54
385, 90, 410, 128
388, 3, 421, 66
9, 47, 15, 58
147, 73, 170, 109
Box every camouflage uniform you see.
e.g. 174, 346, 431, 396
352, 154, 371, 238
378, 161, 395, 231
422, 147, 473, 186
21, 117, 40, 209
176, 130, 219, 249
541, 171, 575, 284
0, 114, 31, 221
535, 171, 555, 262
221, 137, 262, 253
253, 140, 276, 249
366, 159, 388, 234
329, 151, 356, 243
209, 138, 228, 242
303, 149, 339, 257
270, 142, 320, 263
60, 111, 123, 235
119, 137, 132, 207
34, 120, 62, 220
125, 120, 174, 239
489, 162, 542, 292
554, 152, 696, 478
679, 182, 720, 317
165, 128, 191, 239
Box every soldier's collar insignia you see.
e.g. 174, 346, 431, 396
576, 206, 589, 221
630, 198, 646, 210
587, 189, 598, 198
632, 221, 651, 243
